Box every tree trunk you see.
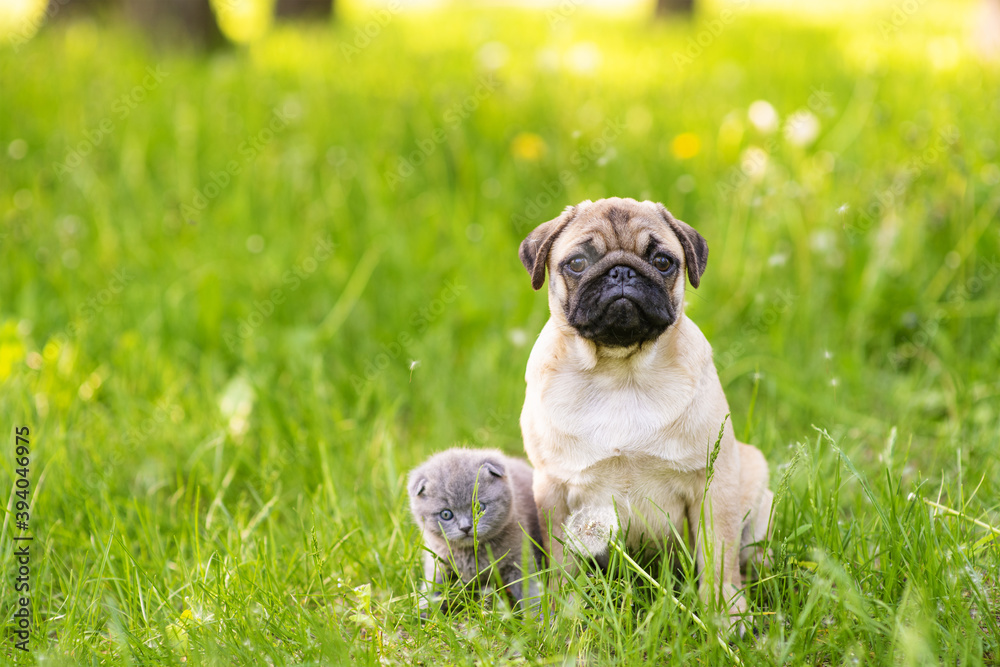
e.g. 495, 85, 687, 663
124, 0, 227, 49
656, 0, 694, 16
47, 0, 117, 18
275, 0, 333, 20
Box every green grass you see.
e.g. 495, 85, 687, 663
2, 1, 1000, 664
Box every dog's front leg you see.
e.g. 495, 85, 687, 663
563, 504, 619, 570
533, 471, 572, 568
535, 474, 620, 571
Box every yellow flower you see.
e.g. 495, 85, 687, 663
671, 133, 701, 160
511, 132, 548, 161
0, 321, 26, 381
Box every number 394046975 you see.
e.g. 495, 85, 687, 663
15, 426, 30, 528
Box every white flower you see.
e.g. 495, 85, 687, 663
509, 329, 528, 347
784, 110, 821, 147
535, 47, 559, 73
740, 146, 769, 180
476, 42, 509, 71
220, 375, 255, 440
748, 100, 779, 134
246, 234, 265, 253
566, 42, 601, 75
810, 230, 835, 252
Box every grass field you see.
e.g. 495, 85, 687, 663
2, 0, 1000, 663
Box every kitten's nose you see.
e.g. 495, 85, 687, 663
460, 524, 472, 535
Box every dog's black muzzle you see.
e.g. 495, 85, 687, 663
567, 261, 676, 348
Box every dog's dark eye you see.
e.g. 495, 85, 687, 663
439, 509, 453, 521
568, 256, 589, 273
652, 254, 674, 272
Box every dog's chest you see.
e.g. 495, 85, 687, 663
536, 369, 705, 476
570, 451, 695, 502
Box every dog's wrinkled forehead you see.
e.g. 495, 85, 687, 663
550, 198, 684, 259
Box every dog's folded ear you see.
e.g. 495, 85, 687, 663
519, 205, 579, 290
657, 204, 708, 288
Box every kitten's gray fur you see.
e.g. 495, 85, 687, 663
408, 448, 545, 612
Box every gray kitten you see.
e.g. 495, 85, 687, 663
408, 448, 545, 612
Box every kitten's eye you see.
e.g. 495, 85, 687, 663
478, 502, 486, 512
567, 256, 589, 274
651, 253, 674, 273
439, 509, 453, 521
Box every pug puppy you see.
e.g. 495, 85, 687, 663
518, 197, 773, 625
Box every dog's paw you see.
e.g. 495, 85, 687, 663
563, 506, 618, 562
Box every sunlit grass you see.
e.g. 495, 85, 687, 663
0, 0, 47, 44
1, 1, 999, 664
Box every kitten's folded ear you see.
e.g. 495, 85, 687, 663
480, 459, 506, 478
408, 473, 427, 497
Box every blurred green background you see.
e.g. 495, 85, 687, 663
1, 0, 999, 663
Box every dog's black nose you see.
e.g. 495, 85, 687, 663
608, 265, 636, 284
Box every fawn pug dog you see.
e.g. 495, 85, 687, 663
518, 197, 773, 625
